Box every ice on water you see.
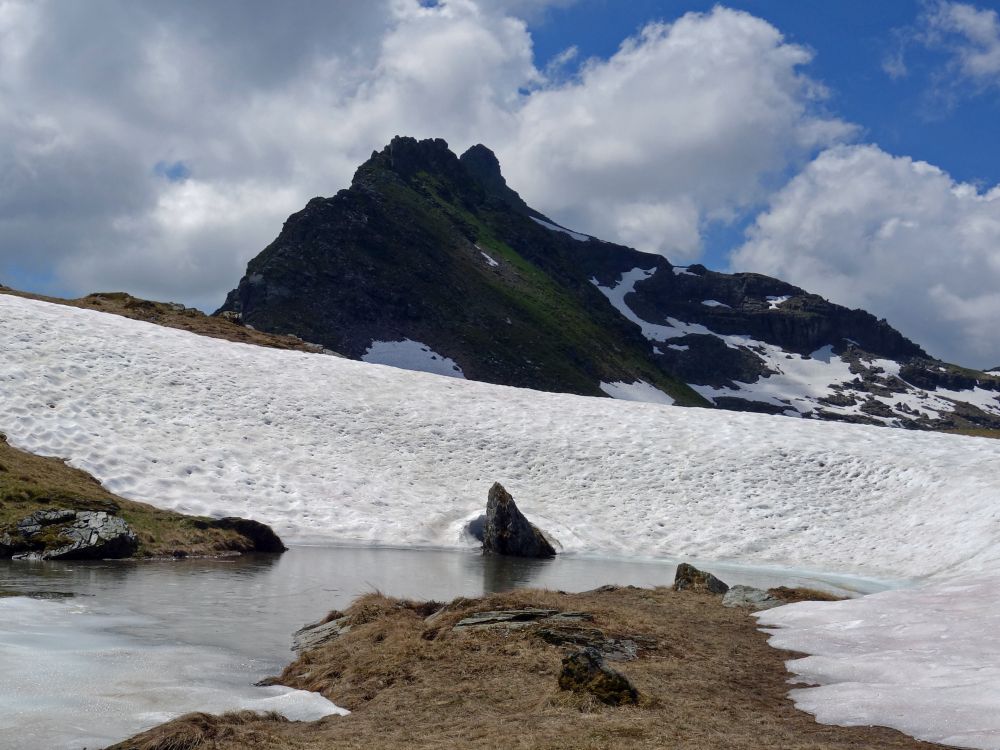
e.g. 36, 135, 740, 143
0, 596, 346, 750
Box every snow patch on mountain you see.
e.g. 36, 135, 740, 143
592, 268, 685, 341
596, 267, 1000, 427
599, 380, 676, 405
701, 299, 730, 308
362, 339, 465, 379
530, 216, 590, 242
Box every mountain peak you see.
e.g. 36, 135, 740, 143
459, 143, 534, 215
459, 144, 502, 184
373, 135, 463, 182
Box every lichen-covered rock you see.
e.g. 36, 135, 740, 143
558, 647, 639, 705
673, 562, 729, 594
481, 482, 555, 558
3, 509, 138, 560
722, 585, 783, 611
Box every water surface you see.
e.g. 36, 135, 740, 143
0, 546, 890, 749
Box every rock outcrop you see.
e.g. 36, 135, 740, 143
558, 647, 640, 705
204, 517, 287, 553
721, 585, 784, 611
481, 482, 555, 558
673, 562, 729, 594
292, 615, 352, 654
2, 509, 138, 560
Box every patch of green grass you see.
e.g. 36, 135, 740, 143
0, 435, 265, 557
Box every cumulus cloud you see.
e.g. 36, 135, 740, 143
0, 0, 849, 309
501, 8, 853, 259
731, 144, 1000, 368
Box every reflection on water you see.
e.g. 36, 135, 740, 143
0, 545, 889, 668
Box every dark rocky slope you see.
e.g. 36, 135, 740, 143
219, 137, 701, 404
219, 137, 1000, 431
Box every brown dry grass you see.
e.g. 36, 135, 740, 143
0, 287, 337, 354
111, 587, 952, 750
109, 712, 301, 750
945, 427, 1000, 440
0, 434, 263, 557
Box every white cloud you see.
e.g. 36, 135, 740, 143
925, 1, 1000, 83
499, 7, 853, 258
0, 1, 850, 308
732, 144, 1000, 368
887, 2, 1000, 95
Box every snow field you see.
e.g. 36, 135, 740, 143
530, 215, 591, 241
2, 294, 999, 580
598, 380, 675, 405
594, 267, 1000, 425
362, 338, 465, 378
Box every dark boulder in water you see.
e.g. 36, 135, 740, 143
481, 482, 555, 558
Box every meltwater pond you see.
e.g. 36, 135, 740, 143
0, 546, 890, 750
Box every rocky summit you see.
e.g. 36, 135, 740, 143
219, 136, 1000, 432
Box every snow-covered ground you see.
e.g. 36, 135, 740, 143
759, 578, 1000, 749
530, 215, 591, 241
2, 294, 998, 575
4, 294, 1000, 746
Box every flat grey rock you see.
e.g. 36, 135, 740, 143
722, 584, 784, 611
453, 608, 559, 629
292, 616, 352, 653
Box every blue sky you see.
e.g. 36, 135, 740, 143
533, 1, 999, 184
1, 0, 999, 366
528, 0, 1000, 270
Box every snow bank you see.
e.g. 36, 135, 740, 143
530, 216, 591, 241
759, 576, 1000, 749
2, 295, 999, 580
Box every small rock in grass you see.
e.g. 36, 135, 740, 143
722, 585, 784, 611
558, 647, 639, 705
